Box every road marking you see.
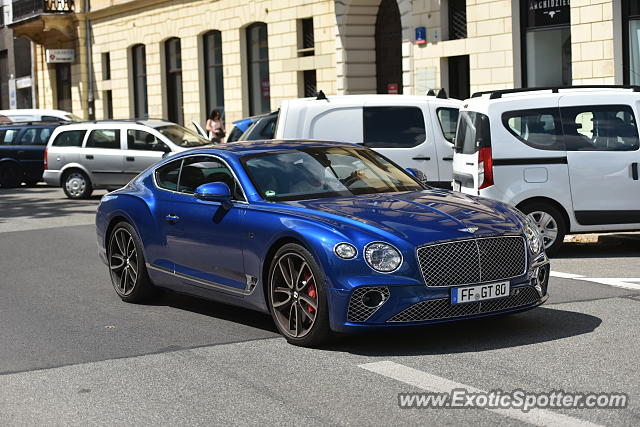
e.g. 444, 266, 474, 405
359, 361, 602, 427
551, 271, 640, 291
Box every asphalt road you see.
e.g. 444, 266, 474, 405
1, 186, 639, 425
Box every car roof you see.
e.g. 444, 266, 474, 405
53, 119, 176, 129
283, 94, 462, 108
0, 121, 63, 127
183, 139, 359, 157
0, 109, 72, 115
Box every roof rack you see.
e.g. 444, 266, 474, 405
472, 85, 640, 99
0, 120, 68, 126
76, 117, 172, 125
426, 88, 449, 99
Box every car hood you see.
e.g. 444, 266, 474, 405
282, 190, 522, 246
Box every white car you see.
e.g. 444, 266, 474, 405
44, 119, 211, 199
275, 93, 461, 188
0, 109, 81, 123
452, 86, 640, 255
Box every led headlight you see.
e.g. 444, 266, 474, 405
524, 216, 544, 254
334, 243, 357, 259
364, 242, 402, 273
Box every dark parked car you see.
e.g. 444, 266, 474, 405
0, 122, 63, 188
238, 111, 278, 141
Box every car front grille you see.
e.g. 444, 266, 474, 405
387, 286, 540, 323
347, 286, 390, 323
417, 236, 527, 287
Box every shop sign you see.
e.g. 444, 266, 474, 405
526, 0, 571, 28
46, 49, 75, 63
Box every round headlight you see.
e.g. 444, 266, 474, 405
334, 243, 357, 259
524, 217, 543, 254
364, 242, 402, 273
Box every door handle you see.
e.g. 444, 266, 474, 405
126, 156, 135, 162
412, 156, 431, 161
165, 214, 180, 224
442, 157, 453, 161
17, 150, 25, 155
632, 162, 638, 180
85, 154, 94, 160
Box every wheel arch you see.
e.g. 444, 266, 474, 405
516, 196, 572, 231
60, 163, 93, 183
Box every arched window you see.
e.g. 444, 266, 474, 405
131, 44, 148, 118
246, 23, 270, 115
165, 37, 184, 125
202, 30, 225, 117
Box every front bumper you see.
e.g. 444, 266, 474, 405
328, 261, 550, 334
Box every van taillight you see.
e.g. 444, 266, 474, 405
44, 147, 48, 170
478, 147, 494, 189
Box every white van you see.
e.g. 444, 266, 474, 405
275, 94, 461, 188
452, 86, 640, 255
0, 109, 80, 123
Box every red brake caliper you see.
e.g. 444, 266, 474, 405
305, 273, 316, 314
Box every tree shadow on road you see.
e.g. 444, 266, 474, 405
0, 189, 102, 221
554, 234, 640, 259
323, 307, 601, 356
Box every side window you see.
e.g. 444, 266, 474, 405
18, 128, 50, 146
502, 108, 564, 151
86, 129, 121, 149
560, 105, 639, 151
52, 130, 87, 147
436, 108, 459, 143
363, 106, 426, 148
126, 129, 169, 152
0, 129, 18, 145
155, 159, 183, 191
178, 156, 244, 200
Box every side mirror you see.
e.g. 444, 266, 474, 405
194, 182, 232, 202
406, 168, 429, 186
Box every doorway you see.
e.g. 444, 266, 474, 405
375, 0, 402, 94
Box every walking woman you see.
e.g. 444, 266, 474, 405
206, 109, 226, 143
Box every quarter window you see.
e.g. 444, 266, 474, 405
363, 106, 426, 148
18, 128, 51, 145
85, 129, 120, 150
436, 107, 459, 143
560, 105, 639, 152
155, 159, 182, 191
502, 108, 564, 151
52, 130, 86, 147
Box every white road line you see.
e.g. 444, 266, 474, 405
551, 271, 640, 291
359, 361, 602, 427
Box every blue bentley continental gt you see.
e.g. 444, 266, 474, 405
96, 140, 550, 346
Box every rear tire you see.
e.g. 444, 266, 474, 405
0, 163, 20, 188
62, 170, 93, 199
519, 201, 566, 257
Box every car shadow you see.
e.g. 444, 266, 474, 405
555, 233, 640, 259
322, 307, 601, 356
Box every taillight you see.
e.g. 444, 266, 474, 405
478, 147, 494, 189
44, 146, 48, 170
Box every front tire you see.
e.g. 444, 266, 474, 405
108, 222, 155, 302
63, 170, 93, 199
519, 202, 566, 256
267, 243, 332, 347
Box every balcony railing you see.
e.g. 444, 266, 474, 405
11, 0, 75, 22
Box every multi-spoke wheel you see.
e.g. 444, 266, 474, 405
268, 243, 331, 346
63, 170, 93, 199
108, 222, 154, 302
519, 202, 566, 257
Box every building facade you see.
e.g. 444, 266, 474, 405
7, 0, 638, 126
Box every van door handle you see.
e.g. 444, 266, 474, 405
86, 154, 94, 160
442, 157, 453, 161
632, 162, 638, 180
412, 156, 431, 161
126, 156, 135, 162
165, 214, 180, 224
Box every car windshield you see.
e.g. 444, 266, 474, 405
156, 125, 209, 147
242, 146, 424, 201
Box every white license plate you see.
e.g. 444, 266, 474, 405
451, 281, 510, 304
453, 180, 461, 192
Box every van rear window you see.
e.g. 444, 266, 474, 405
455, 111, 490, 154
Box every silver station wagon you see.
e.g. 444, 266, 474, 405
43, 120, 210, 198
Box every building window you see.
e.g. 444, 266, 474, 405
202, 30, 224, 118
0, 50, 8, 109
165, 37, 184, 125
246, 22, 270, 115
131, 44, 148, 118
297, 18, 314, 56
300, 70, 317, 97
623, 0, 640, 85
448, 0, 467, 40
447, 55, 470, 99
56, 63, 72, 112
521, 0, 571, 87
103, 90, 113, 119
102, 52, 111, 80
